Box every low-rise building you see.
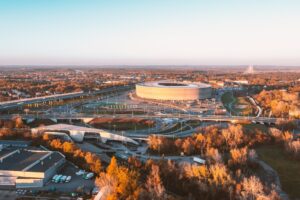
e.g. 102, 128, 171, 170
32, 123, 138, 145
0, 140, 32, 148
0, 147, 65, 188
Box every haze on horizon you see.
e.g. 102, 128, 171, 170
0, 0, 300, 66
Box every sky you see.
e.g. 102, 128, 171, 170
0, 0, 300, 66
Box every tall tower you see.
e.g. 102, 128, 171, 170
244, 65, 254, 74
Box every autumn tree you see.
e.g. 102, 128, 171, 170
229, 147, 248, 166
240, 176, 264, 200
222, 124, 244, 149
145, 164, 166, 200
96, 156, 141, 200
209, 163, 232, 187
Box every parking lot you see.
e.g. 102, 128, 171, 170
0, 190, 17, 200
44, 162, 95, 193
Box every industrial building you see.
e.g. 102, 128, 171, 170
136, 81, 212, 101
0, 140, 32, 148
0, 147, 65, 188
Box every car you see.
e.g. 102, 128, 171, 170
16, 190, 26, 195
52, 174, 58, 182
71, 192, 78, 197
92, 187, 100, 195
66, 176, 72, 183
54, 175, 62, 183
76, 170, 85, 176
83, 172, 94, 180
61, 175, 67, 182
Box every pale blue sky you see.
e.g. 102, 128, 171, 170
0, 0, 299, 65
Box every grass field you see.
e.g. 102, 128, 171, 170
221, 92, 236, 105
256, 145, 300, 199
221, 92, 254, 116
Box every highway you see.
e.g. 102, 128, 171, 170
0, 85, 296, 125
0, 113, 290, 124
0, 85, 133, 111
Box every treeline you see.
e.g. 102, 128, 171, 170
42, 135, 102, 174
147, 125, 267, 157
255, 89, 299, 118
96, 147, 280, 199
269, 128, 300, 159
94, 124, 288, 200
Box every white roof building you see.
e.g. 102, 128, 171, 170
32, 124, 138, 145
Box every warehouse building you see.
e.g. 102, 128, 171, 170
0, 140, 32, 148
0, 147, 65, 188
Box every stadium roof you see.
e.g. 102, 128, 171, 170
137, 80, 211, 88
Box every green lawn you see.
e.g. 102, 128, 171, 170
256, 145, 300, 199
221, 92, 254, 116
221, 92, 236, 105
221, 92, 237, 114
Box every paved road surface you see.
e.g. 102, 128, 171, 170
0, 190, 17, 200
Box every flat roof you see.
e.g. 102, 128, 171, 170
0, 149, 64, 172
0, 149, 48, 171
0, 148, 13, 158
0, 140, 32, 145
29, 152, 64, 172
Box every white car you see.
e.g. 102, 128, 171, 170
61, 175, 67, 183
92, 187, 100, 195
52, 174, 58, 182
66, 176, 72, 183
83, 172, 94, 180
76, 170, 85, 176
55, 175, 62, 183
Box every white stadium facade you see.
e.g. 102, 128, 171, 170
136, 81, 212, 101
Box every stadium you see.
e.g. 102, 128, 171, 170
136, 81, 212, 101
